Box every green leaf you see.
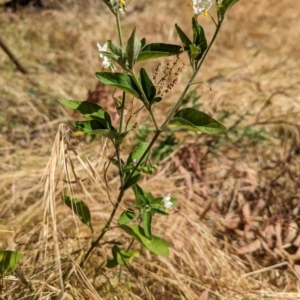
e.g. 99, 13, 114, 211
74, 120, 116, 139
96, 72, 141, 99
217, 0, 240, 17
192, 18, 207, 60
106, 246, 139, 268
152, 96, 162, 104
152, 208, 169, 216
101, 0, 116, 14
189, 43, 201, 63
175, 23, 192, 49
137, 43, 182, 62
58, 99, 103, 116
118, 209, 136, 225
58, 99, 113, 128
120, 225, 169, 256
142, 211, 152, 239
107, 40, 128, 69
98, 50, 119, 63
139, 68, 156, 103
169, 108, 227, 134
64, 196, 93, 231
0, 251, 23, 275
108, 40, 126, 60
126, 142, 150, 166
123, 173, 141, 190
126, 26, 141, 69
132, 184, 146, 206
140, 38, 147, 50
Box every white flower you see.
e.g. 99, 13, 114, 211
97, 42, 111, 69
162, 194, 173, 209
192, 0, 212, 16
164, 201, 173, 209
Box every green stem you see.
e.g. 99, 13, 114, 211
79, 188, 126, 268
116, 9, 123, 47
130, 70, 159, 131
115, 8, 125, 183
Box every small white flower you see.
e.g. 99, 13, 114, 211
163, 194, 171, 202
97, 42, 111, 69
133, 159, 138, 165
192, 0, 212, 16
102, 56, 110, 69
162, 194, 173, 209
164, 201, 173, 209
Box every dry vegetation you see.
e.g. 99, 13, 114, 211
1, 0, 300, 299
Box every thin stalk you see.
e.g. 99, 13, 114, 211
116, 9, 123, 47
115, 8, 125, 184
131, 70, 159, 131
80, 187, 126, 267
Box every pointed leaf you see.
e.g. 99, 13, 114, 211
64, 196, 93, 231
175, 23, 192, 49
152, 96, 162, 104
218, 0, 240, 17
58, 99, 113, 127
140, 38, 147, 50
98, 50, 119, 63
101, 0, 116, 14
120, 225, 169, 256
189, 43, 201, 63
137, 43, 181, 62
0, 251, 23, 275
139, 68, 156, 102
140, 194, 149, 206
123, 173, 141, 190
74, 120, 116, 139
58, 99, 103, 115
192, 18, 207, 57
126, 26, 141, 69
107, 40, 128, 69
169, 108, 227, 134
108, 40, 127, 59
132, 184, 146, 206
126, 142, 150, 166
118, 209, 136, 225
142, 211, 152, 239
96, 72, 141, 99
106, 246, 139, 268
152, 208, 169, 216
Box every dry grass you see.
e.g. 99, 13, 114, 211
1, 0, 300, 299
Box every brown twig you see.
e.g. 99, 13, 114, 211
0, 37, 28, 74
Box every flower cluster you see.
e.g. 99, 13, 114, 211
190, 0, 212, 17
97, 42, 110, 69
162, 194, 173, 209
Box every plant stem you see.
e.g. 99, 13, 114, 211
116, 8, 125, 183
79, 188, 125, 267
80, 17, 225, 268
131, 70, 159, 131
116, 9, 123, 48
